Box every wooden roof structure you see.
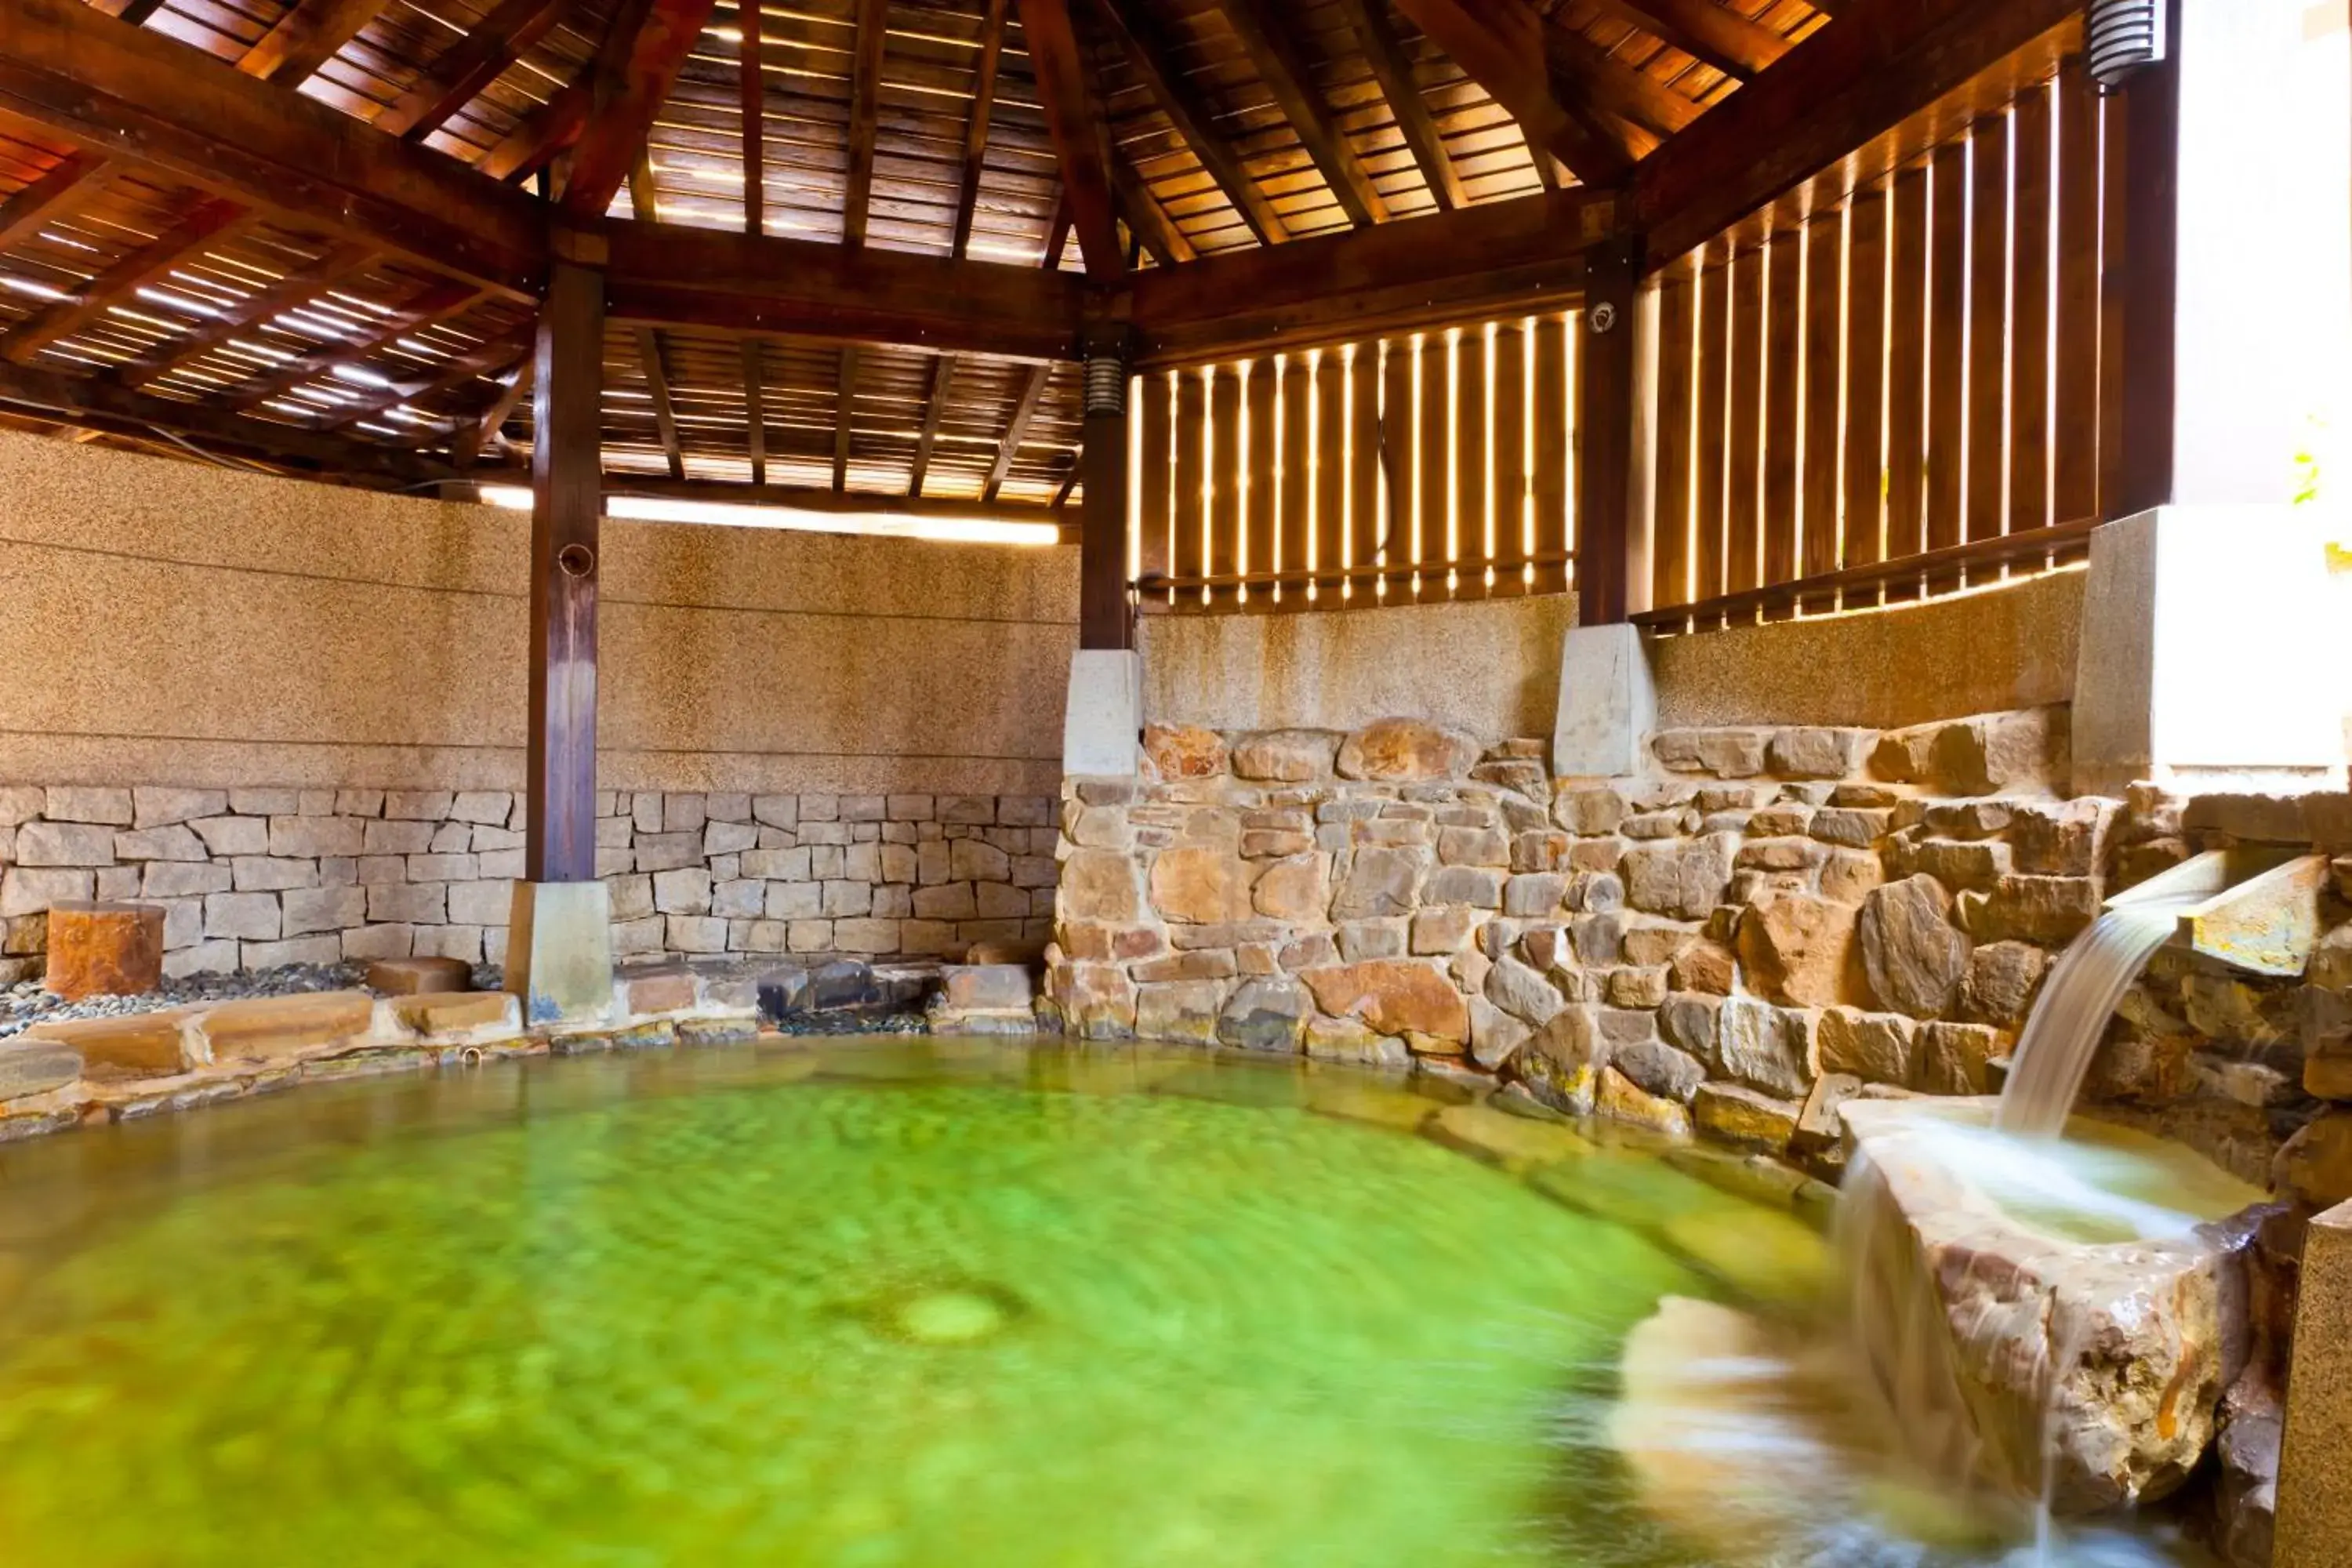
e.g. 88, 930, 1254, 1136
0, 0, 2075, 518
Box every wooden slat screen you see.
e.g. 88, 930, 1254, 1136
1643, 64, 2114, 628
1131, 311, 1581, 612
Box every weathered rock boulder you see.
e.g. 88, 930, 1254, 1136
1335, 718, 1478, 782
1217, 977, 1310, 1053
1143, 723, 1227, 780
1230, 728, 1341, 782
1859, 874, 1973, 1018
1623, 833, 1737, 921
1148, 845, 1254, 924
1840, 1099, 2266, 1514
1330, 845, 1429, 920
1300, 960, 1468, 1047
1737, 889, 1862, 1007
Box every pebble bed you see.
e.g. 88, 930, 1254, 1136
0, 961, 499, 1040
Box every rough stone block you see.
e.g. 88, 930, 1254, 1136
162, 939, 238, 979
0, 1036, 82, 1099
204, 890, 281, 941
1622, 833, 1737, 920
241, 935, 344, 969
1336, 718, 1477, 782
1692, 1082, 1800, 1153
363, 819, 435, 855
16, 821, 118, 867
1859, 874, 1973, 1018
42, 902, 164, 1000
199, 990, 374, 1062
45, 786, 133, 826
368, 883, 445, 925
281, 885, 367, 935
1653, 728, 1769, 778
268, 816, 364, 858
392, 991, 516, 1035
189, 815, 270, 856
1817, 1007, 1915, 1086
1768, 728, 1872, 779
230, 856, 317, 892
1301, 959, 1468, 1045
1913, 1020, 2004, 1095
26, 1009, 192, 1075
141, 861, 231, 898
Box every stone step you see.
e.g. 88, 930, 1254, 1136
0, 1036, 82, 1099
757, 959, 938, 1022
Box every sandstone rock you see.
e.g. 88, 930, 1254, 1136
23, 1009, 192, 1076
939, 964, 1036, 1012
1501, 872, 1566, 917
1436, 825, 1510, 866
1424, 866, 1504, 908
41, 902, 164, 1000
1869, 724, 1940, 782
1961, 875, 2104, 946
15, 822, 117, 868
1596, 1065, 1693, 1135
1659, 992, 1720, 1059
1512, 829, 1571, 873
1334, 920, 1405, 961
1300, 960, 1468, 1044
1792, 1071, 1864, 1160
1230, 729, 1341, 782
2009, 797, 2119, 877
199, 991, 375, 1064
1410, 906, 1476, 954
393, 991, 517, 1035
1818, 848, 1887, 906
1910, 837, 2012, 891
367, 955, 472, 995
1057, 962, 1136, 1039
1817, 1007, 1915, 1086
1613, 1036, 1708, 1103
1335, 718, 1477, 782
1060, 849, 1142, 923
1135, 979, 1226, 1045
1468, 996, 1532, 1071
1471, 758, 1548, 797
2274, 1110, 2352, 1208
1859, 874, 1973, 1018
1931, 707, 2068, 796
1768, 728, 1872, 779
1671, 939, 1737, 995
1331, 845, 1429, 920
1515, 1006, 1602, 1113
1653, 728, 1768, 778
1425, 1102, 1591, 1170
1143, 724, 1227, 780
1737, 890, 1862, 1008
1961, 942, 2048, 1029
1810, 806, 1893, 848
1925, 800, 2013, 840
1622, 833, 1737, 920
1605, 966, 1669, 1009
1302, 1014, 1411, 1067
1913, 1020, 2003, 1094
1211, 976, 1309, 1053
1251, 855, 1329, 922
1554, 786, 1628, 835
0, 1036, 80, 1099
1132, 949, 1237, 983
1485, 956, 1564, 1026
1692, 1083, 1799, 1153
1717, 997, 1815, 1098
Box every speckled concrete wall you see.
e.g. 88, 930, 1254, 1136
1138, 593, 1580, 743
1650, 571, 2084, 731
0, 433, 1077, 794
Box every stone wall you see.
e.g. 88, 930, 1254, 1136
1047, 710, 2352, 1192
0, 783, 1056, 983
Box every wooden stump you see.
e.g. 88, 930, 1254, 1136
365, 956, 472, 996
42, 902, 164, 1000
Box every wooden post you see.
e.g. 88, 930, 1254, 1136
1078, 326, 1134, 651
1576, 234, 1643, 625
524, 256, 604, 884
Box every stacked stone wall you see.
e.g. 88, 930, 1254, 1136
1048, 711, 2352, 1191
0, 785, 1056, 982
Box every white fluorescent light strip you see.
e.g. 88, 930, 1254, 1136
476, 487, 1058, 546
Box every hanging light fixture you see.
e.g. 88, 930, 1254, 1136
2085, 0, 2167, 90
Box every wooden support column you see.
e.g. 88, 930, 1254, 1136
1574, 235, 1643, 625
525, 256, 604, 884
1079, 326, 1134, 650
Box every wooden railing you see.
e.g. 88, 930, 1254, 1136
1130, 314, 1580, 612
1640, 60, 2114, 629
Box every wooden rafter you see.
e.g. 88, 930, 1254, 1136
1583, 0, 1788, 82
116, 238, 380, 390
603, 220, 1086, 361
984, 361, 1051, 500
1016, 0, 1123, 281
1040, 193, 1075, 270
0, 0, 546, 296
0, 355, 452, 479
479, 79, 593, 182
842, 0, 890, 247
219, 274, 481, 412
1392, 0, 1633, 186
321, 322, 532, 430
1330, 0, 1466, 212
1215, 0, 1388, 226
1113, 163, 1194, 266
101, 0, 173, 23
1632, 0, 2078, 264
1092, 0, 1287, 245
456, 356, 532, 466
739, 0, 765, 232
832, 346, 858, 488
241, 0, 386, 87
561, 0, 721, 220
1543, 18, 1697, 146
379, 0, 575, 140
908, 352, 953, 495
949, 0, 1008, 259
1, 197, 256, 365
737, 337, 765, 484
637, 325, 685, 478
0, 151, 122, 251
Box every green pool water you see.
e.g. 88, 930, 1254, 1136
0, 1038, 2201, 1567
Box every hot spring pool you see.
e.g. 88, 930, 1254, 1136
0, 1038, 2212, 1566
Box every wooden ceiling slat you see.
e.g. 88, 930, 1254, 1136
562, 0, 722, 218
949, 0, 1009, 258
0, 151, 125, 252
117, 236, 380, 388
241, 0, 389, 86
1328, 0, 1464, 211
1582, 0, 1787, 81
1392, 0, 1628, 185
323, 318, 533, 429
222, 273, 484, 409
379, 0, 576, 140
1093, 0, 1287, 245
739, 0, 766, 231
840, 0, 891, 245
1212, 0, 1387, 226
1017, 0, 1124, 281
1541, 16, 1696, 145
2, 196, 257, 365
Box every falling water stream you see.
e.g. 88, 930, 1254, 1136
1996, 896, 2205, 1138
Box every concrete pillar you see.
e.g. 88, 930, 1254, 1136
1063, 648, 1143, 777
2070, 506, 2347, 797
1552, 622, 1656, 779
2275, 1199, 2352, 1565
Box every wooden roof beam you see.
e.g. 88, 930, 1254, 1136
842, 0, 889, 246
0, 150, 122, 251
949, 0, 1008, 258
1091, 0, 1288, 245
984, 361, 1051, 500
379, 0, 576, 140
0, 0, 546, 296
603, 220, 1087, 360
1330, 0, 1467, 211
117, 238, 379, 390
220, 274, 483, 412
1215, 0, 1388, 225
455, 356, 532, 466
637, 326, 686, 479
561, 0, 721, 220
739, 0, 766, 233
1, 198, 256, 365
1130, 184, 1613, 366
1584, 0, 1788, 82
479, 78, 592, 182
241, 0, 387, 87
908, 352, 953, 495
1114, 162, 1195, 266
1632, 0, 2081, 265
832, 346, 858, 488
1392, 0, 1633, 185
1542, 20, 1697, 147
1016, 0, 1124, 281
0, 356, 455, 479
321, 321, 532, 430
599, 473, 1062, 523
739, 336, 765, 483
